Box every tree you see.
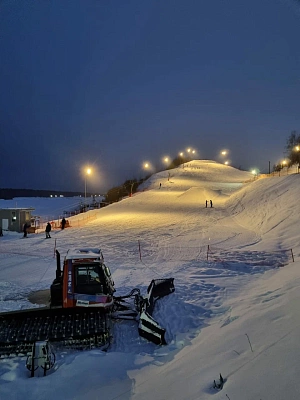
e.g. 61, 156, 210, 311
105, 186, 123, 203
285, 130, 300, 166
167, 155, 190, 170
273, 163, 282, 173
104, 177, 145, 203
123, 179, 139, 196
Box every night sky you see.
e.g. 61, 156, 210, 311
1, 0, 300, 193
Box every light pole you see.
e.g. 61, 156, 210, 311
179, 152, 185, 168
85, 168, 92, 203
162, 156, 170, 170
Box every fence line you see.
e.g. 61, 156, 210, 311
36, 209, 100, 233
137, 241, 294, 268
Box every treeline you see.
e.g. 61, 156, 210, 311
273, 131, 300, 172
104, 177, 148, 203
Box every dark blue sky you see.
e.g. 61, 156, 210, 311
1, 0, 300, 193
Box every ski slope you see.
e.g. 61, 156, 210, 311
0, 160, 300, 400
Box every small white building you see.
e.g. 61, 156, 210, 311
0, 207, 35, 233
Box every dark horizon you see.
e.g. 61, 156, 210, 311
0, 188, 89, 200
1, 1, 299, 193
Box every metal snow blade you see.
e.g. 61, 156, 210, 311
145, 278, 175, 314
138, 310, 167, 345
138, 278, 175, 345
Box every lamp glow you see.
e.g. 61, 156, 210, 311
84, 167, 92, 201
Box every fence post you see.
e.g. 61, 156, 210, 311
54, 239, 57, 258
291, 249, 294, 262
138, 240, 142, 261
207, 245, 210, 261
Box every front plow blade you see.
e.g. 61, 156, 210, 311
138, 311, 167, 345
146, 278, 175, 315
138, 278, 175, 345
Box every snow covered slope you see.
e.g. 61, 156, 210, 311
0, 160, 300, 400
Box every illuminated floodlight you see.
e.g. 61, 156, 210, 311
221, 150, 227, 156
179, 152, 184, 157
192, 150, 195, 154
163, 157, 169, 163
84, 167, 92, 200
295, 146, 300, 152
187, 148, 191, 153
225, 161, 229, 165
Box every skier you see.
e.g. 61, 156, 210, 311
45, 222, 51, 238
205, 200, 208, 208
210, 200, 213, 208
61, 217, 66, 230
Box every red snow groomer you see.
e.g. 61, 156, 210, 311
0, 248, 175, 357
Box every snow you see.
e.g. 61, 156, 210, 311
0, 196, 85, 221
0, 160, 300, 399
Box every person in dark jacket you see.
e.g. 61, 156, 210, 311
210, 199, 213, 208
61, 217, 66, 230
45, 222, 51, 238
23, 223, 29, 238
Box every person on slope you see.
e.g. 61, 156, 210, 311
61, 217, 66, 230
45, 222, 51, 238
23, 222, 29, 238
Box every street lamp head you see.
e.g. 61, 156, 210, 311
84, 167, 92, 201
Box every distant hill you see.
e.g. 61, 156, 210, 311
0, 188, 85, 200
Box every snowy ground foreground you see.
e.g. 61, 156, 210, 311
1, 160, 300, 400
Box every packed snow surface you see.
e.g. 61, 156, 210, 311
1, 160, 300, 400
